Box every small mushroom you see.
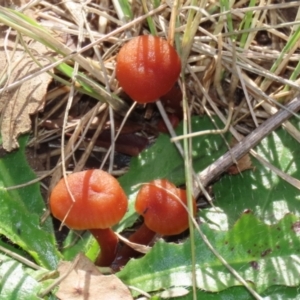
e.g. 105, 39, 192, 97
116, 35, 181, 104
135, 179, 196, 235
50, 169, 128, 266
112, 179, 196, 270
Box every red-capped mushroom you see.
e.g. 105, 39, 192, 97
116, 35, 181, 104
135, 179, 197, 235
112, 179, 196, 270
50, 169, 127, 266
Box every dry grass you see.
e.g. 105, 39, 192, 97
16, 3, 299, 171
1, 1, 299, 187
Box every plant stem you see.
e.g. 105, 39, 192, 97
90, 228, 119, 267
111, 223, 155, 271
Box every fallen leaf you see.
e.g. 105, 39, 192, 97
227, 138, 253, 174
227, 153, 253, 175
56, 253, 132, 300
116, 232, 151, 254
0, 26, 52, 151
62, 1, 84, 27
95, 131, 149, 156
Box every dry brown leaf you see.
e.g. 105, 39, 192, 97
56, 253, 132, 300
116, 232, 152, 254
227, 153, 253, 175
63, 1, 85, 27
0, 26, 52, 151
227, 138, 253, 175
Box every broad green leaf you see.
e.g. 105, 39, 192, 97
261, 285, 300, 300
0, 136, 61, 269
177, 285, 300, 300
0, 254, 41, 300
211, 118, 300, 226
118, 212, 300, 295
117, 116, 230, 231
119, 116, 229, 192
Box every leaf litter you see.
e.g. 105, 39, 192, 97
56, 253, 132, 300
0, 27, 52, 151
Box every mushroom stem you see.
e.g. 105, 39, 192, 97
111, 223, 155, 271
90, 228, 119, 267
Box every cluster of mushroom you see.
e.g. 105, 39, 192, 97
50, 170, 196, 269
50, 35, 186, 268
111, 178, 197, 271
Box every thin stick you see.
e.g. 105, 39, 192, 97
156, 100, 213, 203
0, 245, 45, 271
195, 96, 300, 196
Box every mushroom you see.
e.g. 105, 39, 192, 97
112, 179, 196, 270
135, 179, 197, 235
50, 169, 127, 266
116, 35, 181, 104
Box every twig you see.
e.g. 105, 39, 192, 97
195, 96, 300, 196
0, 245, 45, 271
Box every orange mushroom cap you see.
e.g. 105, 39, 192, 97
50, 169, 128, 230
116, 35, 181, 104
135, 179, 196, 235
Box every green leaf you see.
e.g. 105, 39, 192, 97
117, 116, 230, 231
62, 230, 98, 262
0, 238, 29, 258
0, 136, 61, 269
238, 0, 256, 48
211, 118, 300, 226
177, 285, 300, 300
0, 254, 41, 300
120, 116, 229, 191
118, 212, 300, 295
